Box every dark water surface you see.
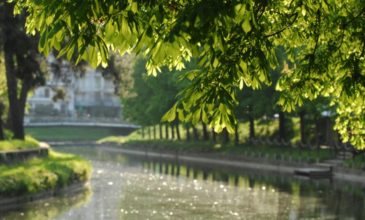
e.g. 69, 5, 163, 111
1, 146, 365, 220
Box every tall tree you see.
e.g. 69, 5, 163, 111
0, 3, 44, 139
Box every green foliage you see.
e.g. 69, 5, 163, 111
122, 57, 187, 126
0, 150, 91, 196
14, 0, 365, 149
345, 154, 365, 170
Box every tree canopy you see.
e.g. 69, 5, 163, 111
14, 0, 365, 148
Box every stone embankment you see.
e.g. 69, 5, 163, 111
0, 143, 49, 165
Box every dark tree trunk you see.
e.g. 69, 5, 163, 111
171, 124, 175, 139
1, 3, 29, 140
3, 39, 24, 140
299, 111, 306, 144
248, 105, 255, 140
192, 125, 199, 141
0, 104, 4, 140
212, 128, 217, 142
0, 119, 4, 140
159, 124, 163, 139
279, 111, 286, 141
249, 116, 255, 139
165, 124, 169, 139
148, 126, 152, 139
141, 127, 145, 139
202, 123, 209, 141
153, 125, 157, 139
1, 3, 42, 140
186, 125, 190, 141
176, 123, 181, 140
19, 81, 30, 123
234, 124, 239, 146
222, 128, 229, 144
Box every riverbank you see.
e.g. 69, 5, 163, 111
0, 136, 40, 151
95, 140, 365, 185
98, 139, 335, 164
0, 138, 92, 209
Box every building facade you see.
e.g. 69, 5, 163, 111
27, 56, 121, 122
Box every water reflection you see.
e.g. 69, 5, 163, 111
136, 158, 365, 219
1, 146, 365, 220
0, 188, 91, 220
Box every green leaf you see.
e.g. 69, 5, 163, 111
38, 29, 47, 51
242, 19, 251, 33
131, 2, 138, 13
162, 105, 177, 122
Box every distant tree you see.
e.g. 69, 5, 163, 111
100, 53, 136, 99
122, 58, 184, 130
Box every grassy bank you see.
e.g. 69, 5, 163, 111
0, 150, 91, 197
0, 136, 40, 151
99, 137, 335, 164
0, 137, 91, 197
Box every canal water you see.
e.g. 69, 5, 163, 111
1, 146, 365, 220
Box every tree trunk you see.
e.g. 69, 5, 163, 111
19, 81, 30, 124
148, 126, 152, 139
202, 123, 209, 141
0, 118, 4, 140
223, 128, 229, 144
212, 128, 217, 142
171, 124, 175, 139
186, 125, 190, 141
299, 111, 306, 145
248, 105, 255, 140
0, 104, 4, 140
3, 38, 24, 140
141, 127, 145, 139
176, 123, 181, 140
234, 124, 239, 146
192, 125, 199, 141
165, 124, 169, 139
159, 124, 163, 139
2, 3, 43, 140
279, 111, 286, 141
249, 116, 255, 139
153, 125, 157, 139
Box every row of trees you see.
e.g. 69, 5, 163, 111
119, 55, 334, 147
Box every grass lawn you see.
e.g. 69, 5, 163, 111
0, 150, 91, 197
25, 126, 129, 141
